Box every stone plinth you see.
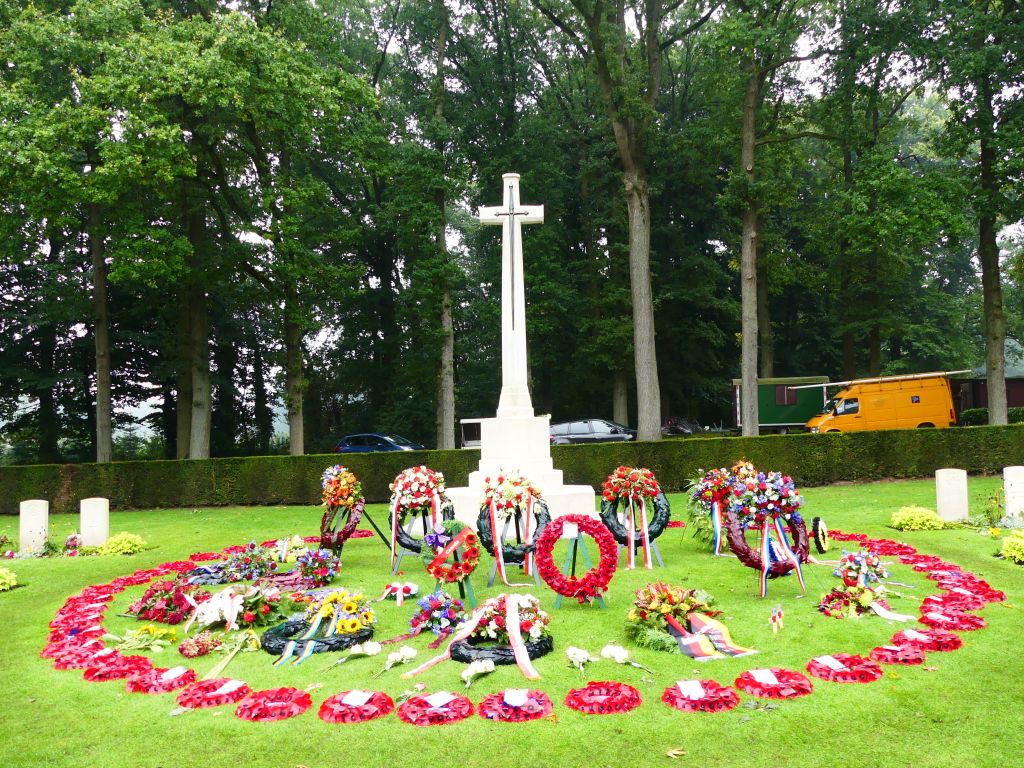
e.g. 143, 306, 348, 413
935, 468, 968, 522
19, 499, 49, 553
80, 497, 110, 547
1004, 466, 1024, 520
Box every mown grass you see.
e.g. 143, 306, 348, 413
1, 477, 1021, 768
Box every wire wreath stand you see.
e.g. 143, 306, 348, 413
553, 523, 606, 610
486, 510, 541, 588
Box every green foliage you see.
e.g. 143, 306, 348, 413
890, 505, 945, 532
0, 566, 17, 592
959, 408, 1024, 426
97, 532, 147, 556
999, 530, 1024, 565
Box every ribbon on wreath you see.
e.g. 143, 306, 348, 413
758, 518, 806, 598
664, 615, 725, 661
489, 500, 533, 587
521, 496, 534, 576
711, 500, 724, 556
402, 594, 540, 681
624, 496, 653, 570
389, 497, 402, 569
377, 582, 417, 607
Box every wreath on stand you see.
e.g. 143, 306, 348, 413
599, 466, 671, 568
320, 465, 365, 551
477, 492, 551, 566
386, 466, 452, 559
534, 515, 618, 604
420, 520, 480, 584
448, 593, 553, 665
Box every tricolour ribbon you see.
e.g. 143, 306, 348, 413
489, 501, 532, 588
625, 496, 653, 570
687, 612, 757, 657
711, 500, 724, 556
664, 615, 724, 661
389, 496, 402, 569
771, 517, 806, 593
758, 521, 773, 598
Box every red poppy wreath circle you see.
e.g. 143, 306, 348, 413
534, 514, 618, 603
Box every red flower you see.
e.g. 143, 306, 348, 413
260, 604, 271, 615
242, 611, 256, 623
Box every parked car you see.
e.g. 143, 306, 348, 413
550, 419, 636, 445
333, 433, 424, 453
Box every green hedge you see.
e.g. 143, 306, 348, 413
2, 425, 1024, 515
958, 408, 1024, 426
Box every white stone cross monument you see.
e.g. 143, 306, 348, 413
447, 173, 595, 525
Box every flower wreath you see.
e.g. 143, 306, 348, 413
686, 467, 734, 553
661, 680, 740, 713
409, 589, 468, 637
564, 681, 642, 715
319, 691, 395, 724
818, 585, 885, 619
449, 593, 553, 666
891, 628, 963, 652
734, 668, 813, 699
483, 471, 542, 517
922, 591, 987, 613
261, 588, 376, 661
235, 687, 312, 721
127, 580, 210, 625
478, 689, 553, 722
420, 520, 480, 585
295, 548, 341, 587
126, 666, 197, 694
397, 692, 474, 727
477, 497, 551, 567
83, 654, 152, 682
805, 653, 883, 684
625, 583, 720, 653
534, 514, 618, 603
919, 609, 987, 631
869, 644, 926, 665
599, 468, 671, 569
320, 465, 366, 551
176, 678, 252, 709
834, 549, 889, 586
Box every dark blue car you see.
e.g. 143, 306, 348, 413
333, 433, 424, 453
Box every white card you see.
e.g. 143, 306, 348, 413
676, 680, 705, 700
503, 689, 529, 707
213, 680, 246, 696
424, 691, 457, 709
813, 655, 847, 671
749, 669, 779, 685
561, 523, 579, 540
882, 645, 901, 651
160, 667, 188, 682
952, 587, 974, 596
92, 648, 116, 658
925, 612, 948, 621
904, 629, 929, 641
341, 690, 373, 707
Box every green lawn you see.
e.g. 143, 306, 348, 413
1, 477, 1021, 768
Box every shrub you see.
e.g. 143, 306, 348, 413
999, 530, 1024, 565
97, 532, 147, 556
0, 566, 17, 592
890, 505, 945, 531
958, 408, 1024, 426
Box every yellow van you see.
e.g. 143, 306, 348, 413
805, 373, 957, 433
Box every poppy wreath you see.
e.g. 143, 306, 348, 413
319, 691, 395, 724
175, 678, 252, 709
923, 591, 988, 613
534, 514, 618, 603
599, 491, 672, 549
724, 509, 810, 577
126, 666, 197, 694
397, 693, 474, 726
53, 645, 118, 670
869, 644, 926, 665
919, 610, 986, 631
478, 690, 553, 722
320, 496, 366, 552
422, 520, 480, 584
734, 668, 813, 699
83, 654, 153, 682
260, 618, 374, 656
864, 538, 917, 557
564, 681, 641, 715
805, 654, 883, 684
934, 574, 1006, 602
891, 628, 963, 652
390, 498, 456, 554
477, 498, 552, 565
235, 688, 312, 722
661, 680, 740, 713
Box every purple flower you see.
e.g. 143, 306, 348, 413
424, 525, 451, 550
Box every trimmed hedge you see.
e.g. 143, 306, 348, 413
958, 408, 1024, 426
2, 425, 1024, 515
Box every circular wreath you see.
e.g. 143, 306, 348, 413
923, 592, 987, 613
599, 491, 672, 549
320, 497, 366, 551
805, 654, 883, 684
449, 635, 554, 665
892, 628, 964, 652
126, 666, 197, 694
260, 618, 374, 656
661, 680, 740, 713
83, 655, 152, 682
390, 497, 456, 554
390, 466, 447, 512
53, 645, 117, 670
866, 538, 916, 557
235, 688, 312, 722
934, 574, 1005, 602
176, 678, 252, 709
41, 637, 103, 660
724, 510, 809, 578
534, 514, 618, 603
564, 681, 641, 715
734, 668, 813, 699
477, 499, 552, 565
812, 517, 830, 554
869, 644, 926, 665
319, 691, 395, 724
421, 520, 480, 584
397, 693, 474, 727
919, 610, 986, 631
478, 690, 553, 722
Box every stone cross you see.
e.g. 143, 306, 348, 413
479, 173, 544, 418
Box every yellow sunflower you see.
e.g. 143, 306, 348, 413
343, 618, 362, 633
342, 601, 359, 614
361, 610, 376, 625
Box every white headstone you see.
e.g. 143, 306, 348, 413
19, 499, 49, 553
935, 468, 968, 522
80, 497, 110, 547
1003, 466, 1024, 520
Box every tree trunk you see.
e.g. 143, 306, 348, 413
757, 254, 773, 377
186, 203, 210, 460
978, 82, 1006, 424
285, 294, 305, 456
88, 202, 113, 463
436, 287, 455, 449
624, 170, 662, 442
868, 324, 881, 376
250, 321, 272, 454
740, 69, 760, 437
613, 369, 629, 426
842, 331, 857, 380
175, 296, 192, 460
36, 328, 60, 464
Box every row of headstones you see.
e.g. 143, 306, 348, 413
17, 498, 109, 554
936, 466, 1024, 522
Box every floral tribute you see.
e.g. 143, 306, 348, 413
235, 688, 312, 721
478, 689, 554, 722
126, 580, 210, 625
602, 466, 661, 503
890, 628, 963, 653
409, 589, 468, 638
483, 471, 541, 517
534, 514, 618, 603
178, 631, 222, 658
564, 681, 642, 715
397, 692, 474, 726
869, 644, 926, 665
319, 690, 395, 724
237, 587, 287, 628
805, 653, 883, 684
468, 594, 551, 645
421, 520, 480, 585
818, 585, 885, 619
661, 679, 741, 713
688, 467, 734, 553
625, 583, 719, 653
222, 542, 278, 582
126, 665, 197, 694
728, 470, 803, 526
834, 549, 889, 586
600, 466, 666, 570
176, 678, 252, 709
734, 668, 813, 699
295, 548, 341, 587
305, 589, 376, 635
391, 466, 446, 512
323, 465, 363, 509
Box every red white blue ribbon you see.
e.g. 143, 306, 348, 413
389, 497, 402, 569
771, 517, 806, 593
625, 496, 653, 570
712, 501, 724, 556
490, 501, 531, 587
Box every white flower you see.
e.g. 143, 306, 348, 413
529, 624, 542, 640
600, 644, 630, 664
461, 659, 496, 688
399, 645, 418, 660
566, 646, 593, 672
360, 641, 382, 656
385, 652, 403, 667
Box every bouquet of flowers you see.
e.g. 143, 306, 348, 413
390, 466, 446, 512
295, 548, 341, 587
602, 466, 661, 503
237, 587, 287, 628
222, 541, 278, 582
818, 585, 884, 619
732, 460, 758, 481
689, 468, 733, 511
178, 630, 222, 658
483, 472, 541, 518
727, 471, 802, 527
834, 549, 889, 586
625, 582, 718, 651
409, 590, 467, 637
127, 580, 211, 625
322, 465, 363, 509
306, 589, 376, 635
64, 533, 82, 556
468, 594, 551, 645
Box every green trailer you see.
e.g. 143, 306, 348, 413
731, 376, 829, 434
